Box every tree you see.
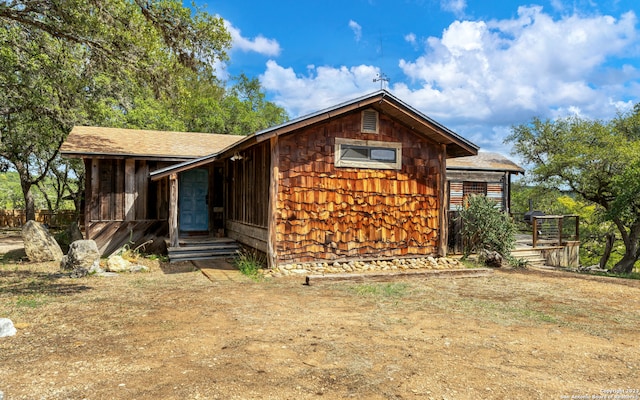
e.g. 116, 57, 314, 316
0, 0, 231, 220
175, 73, 289, 135
506, 106, 640, 273
510, 183, 620, 268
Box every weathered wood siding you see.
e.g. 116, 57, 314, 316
84, 158, 171, 254
225, 142, 270, 249
274, 112, 443, 264
447, 171, 507, 211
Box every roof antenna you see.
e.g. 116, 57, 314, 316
373, 72, 389, 90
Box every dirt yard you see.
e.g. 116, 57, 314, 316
1, 233, 640, 399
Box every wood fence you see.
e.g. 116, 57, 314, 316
0, 210, 79, 228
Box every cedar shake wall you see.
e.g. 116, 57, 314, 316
275, 112, 442, 264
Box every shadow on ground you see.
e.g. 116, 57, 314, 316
0, 269, 93, 297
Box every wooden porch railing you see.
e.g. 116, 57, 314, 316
531, 215, 579, 248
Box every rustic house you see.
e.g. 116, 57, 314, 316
445, 152, 525, 254
60, 126, 244, 255
447, 152, 524, 213
61, 90, 479, 266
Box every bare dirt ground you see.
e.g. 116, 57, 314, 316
1, 233, 640, 400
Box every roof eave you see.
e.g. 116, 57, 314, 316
60, 151, 196, 162
447, 165, 525, 174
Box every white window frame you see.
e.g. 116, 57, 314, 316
335, 137, 402, 170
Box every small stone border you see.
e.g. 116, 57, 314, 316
261, 256, 465, 278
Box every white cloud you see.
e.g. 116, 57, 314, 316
398, 7, 638, 124
260, 60, 380, 117
257, 7, 639, 155
224, 20, 281, 56
440, 0, 467, 18
349, 20, 362, 42
404, 32, 417, 47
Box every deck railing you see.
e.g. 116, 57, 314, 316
531, 215, 579, 248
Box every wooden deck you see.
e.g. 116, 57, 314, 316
513, 234, 580, 268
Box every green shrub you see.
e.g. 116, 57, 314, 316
458, 194, 517, 258
234, 248, 266, 280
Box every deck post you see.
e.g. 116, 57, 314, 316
532, 216, 538, 248
169, 173, 179, 248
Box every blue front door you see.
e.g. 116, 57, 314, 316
179, 169, 209, 232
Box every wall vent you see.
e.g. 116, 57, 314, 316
361, 109, 379, 133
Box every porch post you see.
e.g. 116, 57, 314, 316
124, 159, 136, 220
169, 173, 179, 248
438, 145, 448, 257
267, 136, 279, 268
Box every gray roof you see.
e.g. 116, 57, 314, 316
151, 90, 480, 180
447, 152, 525, 174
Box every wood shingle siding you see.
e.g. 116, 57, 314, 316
274, 112, 442, 263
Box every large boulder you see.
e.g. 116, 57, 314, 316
21, 220, 64, 262
60, 240, 103, 277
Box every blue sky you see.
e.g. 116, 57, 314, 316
202, 0, 639, 158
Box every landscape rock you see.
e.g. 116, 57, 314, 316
106, 255, 132, 272
478, 249, 504, 268
262, 256, 464, 277
129, 265, 149, 273
21, 220, 64, 262
578, 265, 608, 273
60, 240, 102, 277
0, 318, 17, 338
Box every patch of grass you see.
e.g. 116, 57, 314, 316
15, 295, 47, 308
458, 258, 485, 269
507, 256, 530, 269
234, 248, 266, 281
350, 283, 410, 298
145, 253, 168, 262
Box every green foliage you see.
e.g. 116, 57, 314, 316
0, 171, 75, 210
458, 194, 517, 258
506, 106, 640, 273
1, 0, 289, 222
234, 248, 266, 281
